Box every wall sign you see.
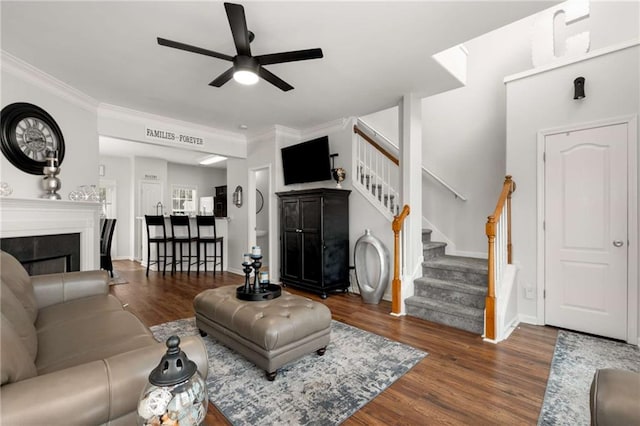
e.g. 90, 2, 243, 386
531, 2, 590, 67
145, 126, 204, 146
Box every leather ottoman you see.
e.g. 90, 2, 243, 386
193, 285, 331, 380
590, 368, 640, 425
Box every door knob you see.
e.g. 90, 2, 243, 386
613, 240, 624, 247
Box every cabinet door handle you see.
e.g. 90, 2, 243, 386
296, 229, 303, 233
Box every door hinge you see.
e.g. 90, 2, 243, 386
543, 289, 546, 299
543, 152, 546, 162
543, 220, 545, 231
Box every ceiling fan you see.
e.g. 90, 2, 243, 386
157, 2, 324, 92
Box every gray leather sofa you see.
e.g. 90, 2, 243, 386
0, 250, 208, 425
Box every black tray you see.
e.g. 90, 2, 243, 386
236, 283, 282, 301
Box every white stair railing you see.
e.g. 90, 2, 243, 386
353, 124, 400, 221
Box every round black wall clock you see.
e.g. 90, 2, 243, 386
1, 102, 65, 175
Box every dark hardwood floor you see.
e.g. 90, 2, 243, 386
110, 260, 557, 425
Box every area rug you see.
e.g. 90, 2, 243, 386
108, 270, 128, 285
151, 317, 426, 425
538, 330, 640, 425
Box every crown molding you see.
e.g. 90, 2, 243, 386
300, 117, 351, 140
247, 126, 280, 144
246, 124, 302, 145
274, 124, 302, 140
248, 118, 352, 145
97, 103, 246, 144
1, 50, 99, 112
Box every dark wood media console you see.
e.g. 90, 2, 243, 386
276, 188, 350, 298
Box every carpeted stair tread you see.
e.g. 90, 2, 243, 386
406, 296, 484, 317
423, 255, 487, 273
413, 277, 487, 309
422, 229, 433, 243
423, 241, 447, 259
414, 276, 487, 295
423, 241, 447, 250
405, 296, 484, 334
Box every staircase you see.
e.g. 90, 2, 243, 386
352, 119, 490, 335
405, 229, 488, 334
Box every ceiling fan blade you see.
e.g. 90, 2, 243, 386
224, 2, 251, 57
157, 37, 233, 62
258, 67, 294, 92
256, 48, 324, 66
209, 67, 235, 87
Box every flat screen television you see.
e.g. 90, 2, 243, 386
281, 136, 332, 185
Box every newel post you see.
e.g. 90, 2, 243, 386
391, 205, 410, 315
485, 215, 497, 340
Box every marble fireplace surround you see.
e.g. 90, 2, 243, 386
0, 198, 101, 270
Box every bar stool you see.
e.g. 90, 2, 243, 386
100, 218, 117, 277
196, 215, 224, 276
170, 215, 198, 274
144, 215, 173, 277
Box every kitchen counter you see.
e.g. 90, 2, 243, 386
137, 216, 228, 272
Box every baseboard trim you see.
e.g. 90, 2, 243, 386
227, 267, 244, 276
519, 314, 540, 325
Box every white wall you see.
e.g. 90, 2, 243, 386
100, 155, 133, 259
226, 158, 248, 274
361, 107, 399, 145
506, 45, 639, 331
1, 62, 99, 200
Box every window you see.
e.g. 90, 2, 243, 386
171, 185, 197, 215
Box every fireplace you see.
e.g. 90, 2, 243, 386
1, 233, 81, 275
0, 197, 101, 271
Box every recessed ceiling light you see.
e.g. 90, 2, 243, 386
239, 124, 248, 130
199, 155, 227, 165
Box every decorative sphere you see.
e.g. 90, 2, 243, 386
42, 176, 61, 192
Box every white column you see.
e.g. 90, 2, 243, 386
398, 93, 423, 314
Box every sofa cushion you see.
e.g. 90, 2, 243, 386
0, 251, 38, 323
0, 281, 37, 360
590, 368, 640, 425
36, 310, 157, 375
35, 294, 124, 331
1, 313, 37, 385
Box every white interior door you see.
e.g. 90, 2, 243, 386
140, 181, 163, 215
544, 123, 628, 340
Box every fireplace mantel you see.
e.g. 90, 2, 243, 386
0, 197, 101, 270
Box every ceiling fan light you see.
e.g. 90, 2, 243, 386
233, 70, 259, 85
